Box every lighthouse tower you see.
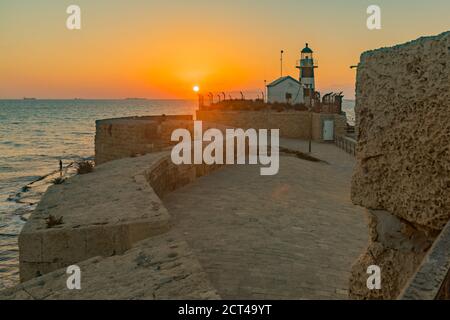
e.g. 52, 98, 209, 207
296, 43, 316, 103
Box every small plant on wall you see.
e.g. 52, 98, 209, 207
52, 177, 65, 185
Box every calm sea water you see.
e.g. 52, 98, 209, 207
0, 99, 354, 290
0, 99, 197, 289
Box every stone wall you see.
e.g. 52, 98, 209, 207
5, 232, 220, 299
146, 156, 223, 199
95, 115, 249, 166
349, 31, 450, 299
95, 111, 348, 169
196, 110, 346, 141
18, 150, 229, 282
18, 153, 171, 281
95, 115, 193, 165
312, 113, 347, 142
20, 118, 239, 281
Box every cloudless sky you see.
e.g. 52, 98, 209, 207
0, 0, 449, 99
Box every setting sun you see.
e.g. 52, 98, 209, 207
193, 85, 200, 93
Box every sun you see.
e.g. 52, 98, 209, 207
193, 85, 200, 93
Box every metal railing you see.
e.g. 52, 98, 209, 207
199, 91, 265, 107
335, 135, 356, 156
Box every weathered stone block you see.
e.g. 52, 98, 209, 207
350, 31, 450, 300
352, 31, 450, 231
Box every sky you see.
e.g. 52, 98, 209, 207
0, 0, 449, 99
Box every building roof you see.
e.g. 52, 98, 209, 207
301, 43, 313, 53
266, 76, 300, 87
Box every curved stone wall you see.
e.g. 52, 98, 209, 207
95, 115, 193, 165
18, 116, 235, 283
19, 150, 228, 282
19, 153, 168, 281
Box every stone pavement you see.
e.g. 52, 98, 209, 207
164, 141, 368, 299
279, 138, 355, 171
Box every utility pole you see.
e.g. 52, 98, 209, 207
309, 85, 312, 153
280, 50, 284, 77
264, 79, 267, 103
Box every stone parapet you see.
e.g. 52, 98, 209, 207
18, 149, 231, 282
95, 115, 193, 165
196, 110, 346, 141
19, 152, 171, 281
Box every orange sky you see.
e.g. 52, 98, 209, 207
0, 0, 449, 99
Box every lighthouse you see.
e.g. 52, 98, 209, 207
296, 43, 317, 104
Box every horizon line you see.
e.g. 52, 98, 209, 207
0, 97, 197, 101
0, 97, 356, 101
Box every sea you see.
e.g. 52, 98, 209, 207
0, 98, 355, 290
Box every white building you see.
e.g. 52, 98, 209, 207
266, 76, 303, 104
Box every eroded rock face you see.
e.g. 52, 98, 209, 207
349, 210, 436, 299
350, 31, 450, 299
352, 31, 450, 230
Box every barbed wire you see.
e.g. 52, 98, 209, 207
199, 90, 266, 104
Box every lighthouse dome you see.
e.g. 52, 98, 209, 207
301, 43, 313, 53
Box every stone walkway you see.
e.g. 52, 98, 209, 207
164, 141, 368, 299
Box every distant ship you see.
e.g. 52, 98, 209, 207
23, 97, 37, 100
